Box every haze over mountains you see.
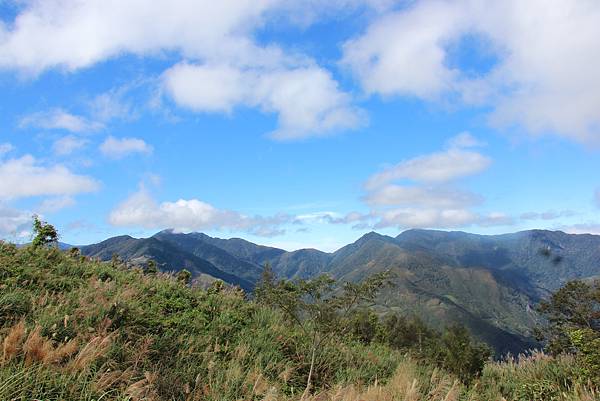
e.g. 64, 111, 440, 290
78, 228, 600, 354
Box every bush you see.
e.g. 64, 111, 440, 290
0, 291, 31, 324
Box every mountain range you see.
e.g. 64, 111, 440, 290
77, 228, 600, 354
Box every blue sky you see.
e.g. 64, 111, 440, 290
1, 0, 600, 251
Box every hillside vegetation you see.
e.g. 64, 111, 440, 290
1, 228, 599, 400
80, 228, 600, 354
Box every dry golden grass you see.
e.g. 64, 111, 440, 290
93, 367, 136, 393
1, 320, 26, 364
44, 337, 79, 364
125, 371, 159, 401
300, 361, 457, 401
23, 326, 53, 365
68, 333, 113, 372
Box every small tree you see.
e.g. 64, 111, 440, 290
379, 314, 435, 353
145, 260, 158, 275
68, 247, 81, 258
31, 215, 59, 248
348, 308, 380, 344
538, 280, 600, 382
177, 269, 192, 285
432, 324, 491, 383
111, 253, 122, 267
256, 269, 392, 398
537, 280, 600, 355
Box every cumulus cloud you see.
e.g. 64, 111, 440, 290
99, 136, 153, 159
365, 185, 483, 209
109, 188, 293, 237
342, 0, 465, 99
19, 108, 103, 133
365, 132, 491, 189
340, 133, 511, 230
0, 155, 99, 200
0, 204, 31, 239
52, 135, 88, 156
342, 0, 600, 142
0, 0, 370, 140
163, 62, 363, 139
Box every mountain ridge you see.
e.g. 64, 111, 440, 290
75, 227, 600, 354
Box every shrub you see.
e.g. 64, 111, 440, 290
0, 291, 32, 325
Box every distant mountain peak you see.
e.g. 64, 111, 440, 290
355, 231, 392, 243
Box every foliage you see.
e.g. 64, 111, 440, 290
176, 269, 192, 284
569, 328, 600, 382
429, 324, 492, 383
349, 311, 491, 383
256, 267, 392, 396
537, 279, 600, 385
31, 216, 59, 249
145, 259, 158, 275
537, 280, 600, 355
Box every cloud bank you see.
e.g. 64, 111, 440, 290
0, 155, 99, 200
109, 188, 294, 237
335, 133, 512, 230
342, 0, 600, 143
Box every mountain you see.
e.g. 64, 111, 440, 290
395, 229, 600, 293
168, 231, 286, 265
77, 228, 600, 354
152, 230, 265, 284
80, 235, 254, 291
286, 232, 539, 354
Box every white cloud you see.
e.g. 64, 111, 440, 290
19, 108, 102, 133
371, 208, 513, 230
340, 133, 511, 230
365, 133, 491, 189
0, 143, 14, 156
342, 0, 600, 142
1, 0, 368, 140
0, 0, 268, 73
52, 135, 88, 156
109, 187, 293, 237
365, 185, 482, 208
163, 63, 246, 113
446, 131, 485, 149
375, 208, 478, 229
595, 189, 600, 208
89, 84, 137, 122
342, 0, 465, 99
0, 155, 99, 200
37, 196, 76, 213
99, 136, 153, 159
163, 61, 363, 140
0, 204, 31, 239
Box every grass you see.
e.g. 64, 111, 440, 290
0, 241, 598, 400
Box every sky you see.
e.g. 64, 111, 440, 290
1, 0, 600, 252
